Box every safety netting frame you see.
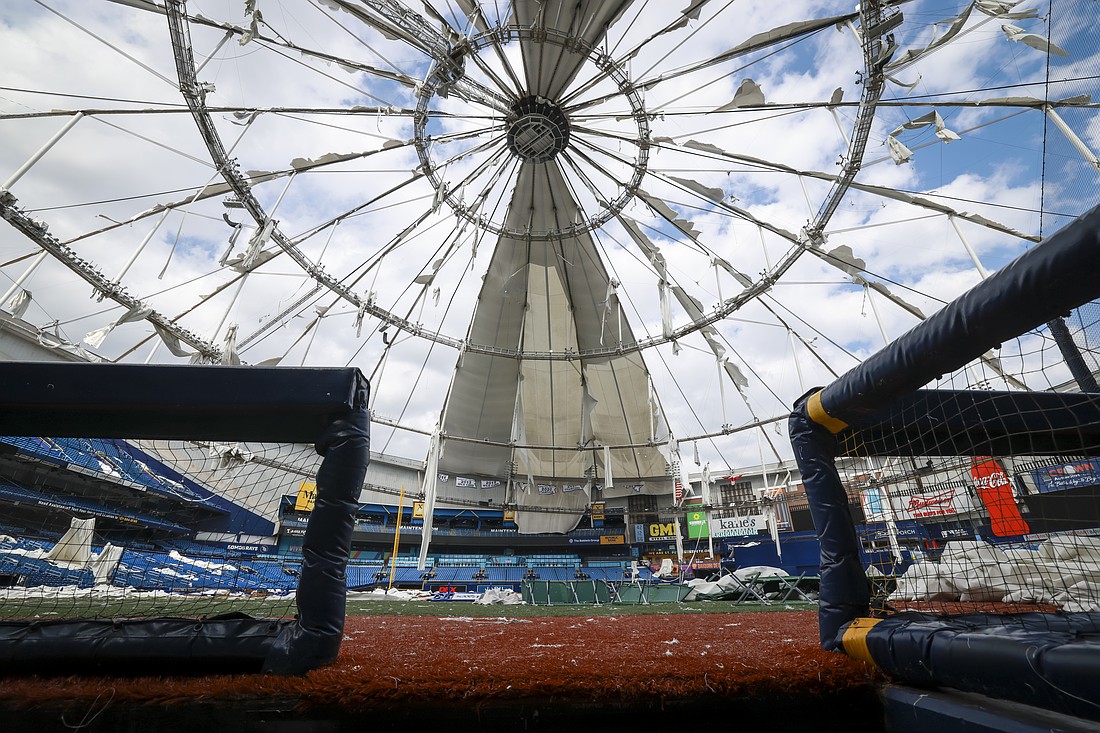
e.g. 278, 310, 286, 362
0, 362, 370, 675
789, 204, 1100, 720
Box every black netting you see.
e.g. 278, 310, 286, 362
0, 438, 322, 621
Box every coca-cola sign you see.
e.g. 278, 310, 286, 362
971, 456, 1029, 537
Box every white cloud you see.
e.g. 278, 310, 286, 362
0, 0, 1094, 473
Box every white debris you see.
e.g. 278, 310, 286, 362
889, 536, 1100, 610
474, 587, 524, 605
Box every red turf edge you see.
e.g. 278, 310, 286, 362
0, 611, 879, 709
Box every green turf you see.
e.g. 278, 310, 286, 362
343, 599, 811, 617
0, 595, 811, 620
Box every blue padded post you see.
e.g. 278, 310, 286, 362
789, 389, 869, 650
263, 374, 370, 674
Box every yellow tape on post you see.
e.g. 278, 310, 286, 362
808, 391, 849, 433
841, 617, 883, 665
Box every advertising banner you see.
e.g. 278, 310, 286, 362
220, 542, 267, 555
646, 522, 680, 541
905, 488, 959, 518
1032, 459, 1100, 493
591, 501, 604, 527
294, 481, 317, 512
685, 509, 709, 539
599, 535, 625, 545
412, 501, 425, 519
708, 514, 765, 538
970, 456, 1029, 537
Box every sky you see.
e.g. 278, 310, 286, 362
0, 0, 1097, 478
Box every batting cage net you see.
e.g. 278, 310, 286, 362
838, 382, 1100, 617
0, 363, 369, 675
0, 437, 321, 622
788, 204, 1100, 720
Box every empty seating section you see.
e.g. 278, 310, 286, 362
485, 567, 526, 583
0, 477, 191, 534
526, 554, 581, 566
0, 435, 221, 510
111, 549, 295, 594
0, 438, 665, 601
345, 564, 384, 590
245, 559, 301, 586
0, 535, 94, 588
436, 554, 488, 566
0, 538, 658, 596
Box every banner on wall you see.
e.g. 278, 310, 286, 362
294, 481, 317, 512
861, 487, 888, 522
591, 502, 605, 527
685, 509, 709, 539
906, 488, 959, 518
970, 457, 1029, 537
646, 522, 680, 541
1032, 459, 1100, 493
708, 514, 765, 538
412, 501, 425, 519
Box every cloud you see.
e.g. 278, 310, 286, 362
0, 0, 1093, 472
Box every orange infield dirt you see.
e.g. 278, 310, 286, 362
0, 611, 884, 731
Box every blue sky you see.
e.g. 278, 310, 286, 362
0, 0, 1096, 472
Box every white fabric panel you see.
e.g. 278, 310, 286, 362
438, 350, 519, 477
437, 4, 687, 520
514, 480, 588, 534
6, 289, 31, 319
598, 477, 668, 499
46, 516, 96, 566
83, 305, 151, 348
584, 357, 668, 479
416, 427, 440, 570
514, 0, 634, 98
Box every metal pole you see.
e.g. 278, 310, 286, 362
387, 484, 406, 591
2, 113, 85, 191
1045, 105, 1100, 174
0, 250, 48, 307
1048, 315, 1099, 392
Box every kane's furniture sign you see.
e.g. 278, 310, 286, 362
709, 514, 765, 538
